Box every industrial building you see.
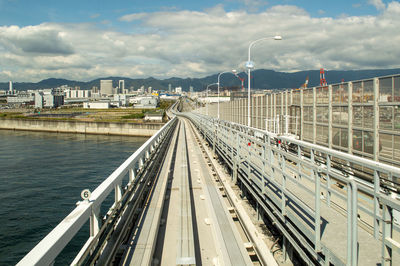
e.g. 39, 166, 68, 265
35, 92, 64, 108
130, 96, 159, 109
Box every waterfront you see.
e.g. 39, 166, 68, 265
0, 130, 147, 265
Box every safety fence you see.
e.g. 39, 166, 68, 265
186, 112, 400, 265
197, 74, 400, 167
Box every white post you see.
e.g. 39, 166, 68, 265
218, 70, 237, 120
246, 35, 282, 127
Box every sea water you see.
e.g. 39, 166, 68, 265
0, 130, 147, 265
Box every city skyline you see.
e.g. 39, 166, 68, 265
0, 0, 399, 82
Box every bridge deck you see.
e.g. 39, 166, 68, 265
120, 118, 256, 265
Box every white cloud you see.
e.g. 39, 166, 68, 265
90, 13, 100, 19
368, 0, 386, 10
119, 13, 147, 22
0, 4, 400, 82
0, 24, 74, 55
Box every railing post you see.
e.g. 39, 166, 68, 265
382, 203, 393, 266
90, 205, 101, 237
373, 77, 380, 161
347, 179, 358, 265
234, 131, 240, 183
351, 180, 358, 266
326, 154, 332, 207
115, 180, 122, 203
313, 87, 317, 144
280, 141, 287, 216
129, 167, 135, 183
285, 90, 288, 134
266, 94, 269, 131
262, 135, 267, 194
348, 82, 353, 154
268, 135, 274, 180
139, 157, 144, 169
300, 89, 304, 141
247, 136, 251, 182
374, 170, 381, 239
312, 149, 321, 252
328, 85, 333, 149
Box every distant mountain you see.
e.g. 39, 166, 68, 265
2, 68, 400, 92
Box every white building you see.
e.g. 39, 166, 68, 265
113, 94, 130, 106
139, 86, 145, 94
65, 89, 91, 98
7, 93, 34, 105
35, 92, 64, 108
100, 80, 113, 95
175, 87, 182, 94
131, 96, 159, 109
83, 101, 110, 109
144, 111, 164, 122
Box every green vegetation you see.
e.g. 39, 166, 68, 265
0, 112, 24, 118
158, 100, 173, 110
121, 112, 145, 119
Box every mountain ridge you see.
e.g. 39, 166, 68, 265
2, 68, 400, 92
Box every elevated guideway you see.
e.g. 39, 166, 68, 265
185, 110, 400, 266
18, 103, 270, 266
18, 96, 400, 266
119, 118, 259, 265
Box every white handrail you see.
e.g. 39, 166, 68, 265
18, 117, 177, 266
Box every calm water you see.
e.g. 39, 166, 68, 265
0, 130, 148, 265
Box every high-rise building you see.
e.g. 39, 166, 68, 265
168, 84, 172, 92
118, 80, 125, 94
9, 81, 12, 93
100, 80, 113, 95
147, 87, 152, 94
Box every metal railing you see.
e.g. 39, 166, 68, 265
186, 112, 400, 266
17, 116, 177, 266
197, 74, 400, 168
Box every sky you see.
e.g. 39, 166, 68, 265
0, 0, 399, 82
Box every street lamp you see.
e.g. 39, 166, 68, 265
206, 83, 218, 116
217, 69, 237, 119
246, 35, 282, 127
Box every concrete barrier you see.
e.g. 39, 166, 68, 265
0, 119, 164, 137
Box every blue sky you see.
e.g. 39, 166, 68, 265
0, 0, 389, 27
0, 0, 399, 82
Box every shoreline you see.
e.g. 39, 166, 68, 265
0, 118, 164, 137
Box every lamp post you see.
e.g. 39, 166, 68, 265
217, 70, 237, 119
206, 83, 218, 116
246, 35, 282, 127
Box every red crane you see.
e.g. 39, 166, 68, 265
320, 68, 327, 87
234, 72, 246, 92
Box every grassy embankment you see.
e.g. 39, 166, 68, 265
0, 100, 174, 123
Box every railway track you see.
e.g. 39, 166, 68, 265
110, 117, 265, 265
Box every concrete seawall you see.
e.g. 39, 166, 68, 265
0, 119, 164, 137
